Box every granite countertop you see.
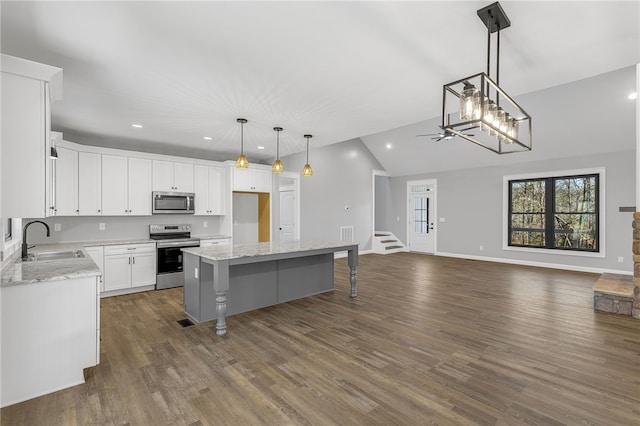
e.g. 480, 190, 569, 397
1, 256, 101, 287
182, 240, 357, 262
1, 238, 155, 288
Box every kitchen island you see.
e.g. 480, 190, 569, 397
182, 240, 358, 335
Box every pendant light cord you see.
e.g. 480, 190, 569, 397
240, 121, 244, 154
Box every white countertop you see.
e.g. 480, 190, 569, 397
182, 240, 357, 262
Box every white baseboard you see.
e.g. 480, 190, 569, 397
435, 251, 633, 276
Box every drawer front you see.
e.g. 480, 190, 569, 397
104, 243, 156, 255
200, 239, 230, 247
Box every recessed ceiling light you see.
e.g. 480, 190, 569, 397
629, 92, 638, 100
257, 146, 265, 150
131, 124, 143, 128
203, 136, 212, 140
386, 143, 392, 149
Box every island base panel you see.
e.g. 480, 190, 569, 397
277, 254, 334, 303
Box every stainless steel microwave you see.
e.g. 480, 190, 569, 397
152, 192, 195, 214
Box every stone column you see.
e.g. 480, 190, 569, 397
633, 212, 640, 319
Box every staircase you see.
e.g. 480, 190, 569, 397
373, 231, 406, 255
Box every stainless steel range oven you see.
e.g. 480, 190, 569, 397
150, 224, 200, 290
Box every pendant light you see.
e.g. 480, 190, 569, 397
235, 118, 249, 168
272, 127, 284, 173
442, 2, 531, 154
302, 134, 313, 177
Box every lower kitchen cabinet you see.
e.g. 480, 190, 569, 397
103, 243, 156, 292
85, 246, 104, 292
1, 275, 100, 407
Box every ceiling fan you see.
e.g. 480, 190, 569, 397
416, 125, 476, 142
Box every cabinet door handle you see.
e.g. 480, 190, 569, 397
132, 257, 136, 264
128, 257, 131, 265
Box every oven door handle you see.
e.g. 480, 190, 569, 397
156, 241, 200, 248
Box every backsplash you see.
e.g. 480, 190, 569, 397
22, 215, 225, 244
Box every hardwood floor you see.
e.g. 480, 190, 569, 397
2, 253, 639, 425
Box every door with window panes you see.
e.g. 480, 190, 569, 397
408, 183, 436, 253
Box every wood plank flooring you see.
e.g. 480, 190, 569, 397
2, 253, 639, 425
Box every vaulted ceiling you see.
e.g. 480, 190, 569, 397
2, 1, 638, 174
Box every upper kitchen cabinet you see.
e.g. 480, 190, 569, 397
152, 160, 194, 193
194, 165, 225, 215
53, 146, 79, 216
233, 168, 272, 193
102, 155, 152, 216
1, 54, 62, 218
78, 152, 102, 215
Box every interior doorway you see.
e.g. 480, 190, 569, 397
232, 192, 270, 243
407, 179, 437, 254
278, 171, 300, 242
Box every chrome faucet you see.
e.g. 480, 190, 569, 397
22, 220, 50, 260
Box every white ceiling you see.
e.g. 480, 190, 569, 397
1, 1, 638, 172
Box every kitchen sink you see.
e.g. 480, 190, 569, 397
23, 250, 85, 262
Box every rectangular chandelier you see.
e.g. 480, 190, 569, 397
442, 72, 531, 154
442, 2, 532, 154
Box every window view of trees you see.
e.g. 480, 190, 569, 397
508, 174, 599, 252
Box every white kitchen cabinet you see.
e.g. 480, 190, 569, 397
1, 275, 99, 407
153, 160, 194, 192
1, 55, 62, 219
103, 243, 156, 291
102, 155, 152, 216
233, 168, 272, 193
85, 245, 104, 292
128, 158, 153, 215
200, 238, 231, 247
53, 146, 79, 216
194, 165, 225, 215
78, 152, 102, 215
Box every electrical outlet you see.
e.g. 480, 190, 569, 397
439, 217, 446, 223
54, 223, 61, 232
396, 217, 400, 222
203, 221, 208, 228
618, 256, 624, 263
479, 245, 484, 251
99, 223, 106, 231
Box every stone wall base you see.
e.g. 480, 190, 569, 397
593, 274, 634, 316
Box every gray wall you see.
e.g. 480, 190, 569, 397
385, 150, 635, 273
281, 138, 384, 249
374, 174, 391, 231
23, 214, 224, 244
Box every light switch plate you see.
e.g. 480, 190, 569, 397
54, 223, 61, 231
99, 223, 106, 231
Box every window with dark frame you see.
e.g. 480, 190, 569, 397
508, 173, 599, 252
4, 218, 12, 242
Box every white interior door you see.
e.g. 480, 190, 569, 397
279, 189, 296, 241
407, 181, 436, 253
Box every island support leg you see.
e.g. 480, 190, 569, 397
215, 292, 227, 336
348, 246, 358, 298
213, 259, 230, 336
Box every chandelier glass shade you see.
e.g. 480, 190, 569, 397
272, 127, 284, 173
235, 118, 249, 168
442, 2, 531, 154
302, 134, 313, 177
